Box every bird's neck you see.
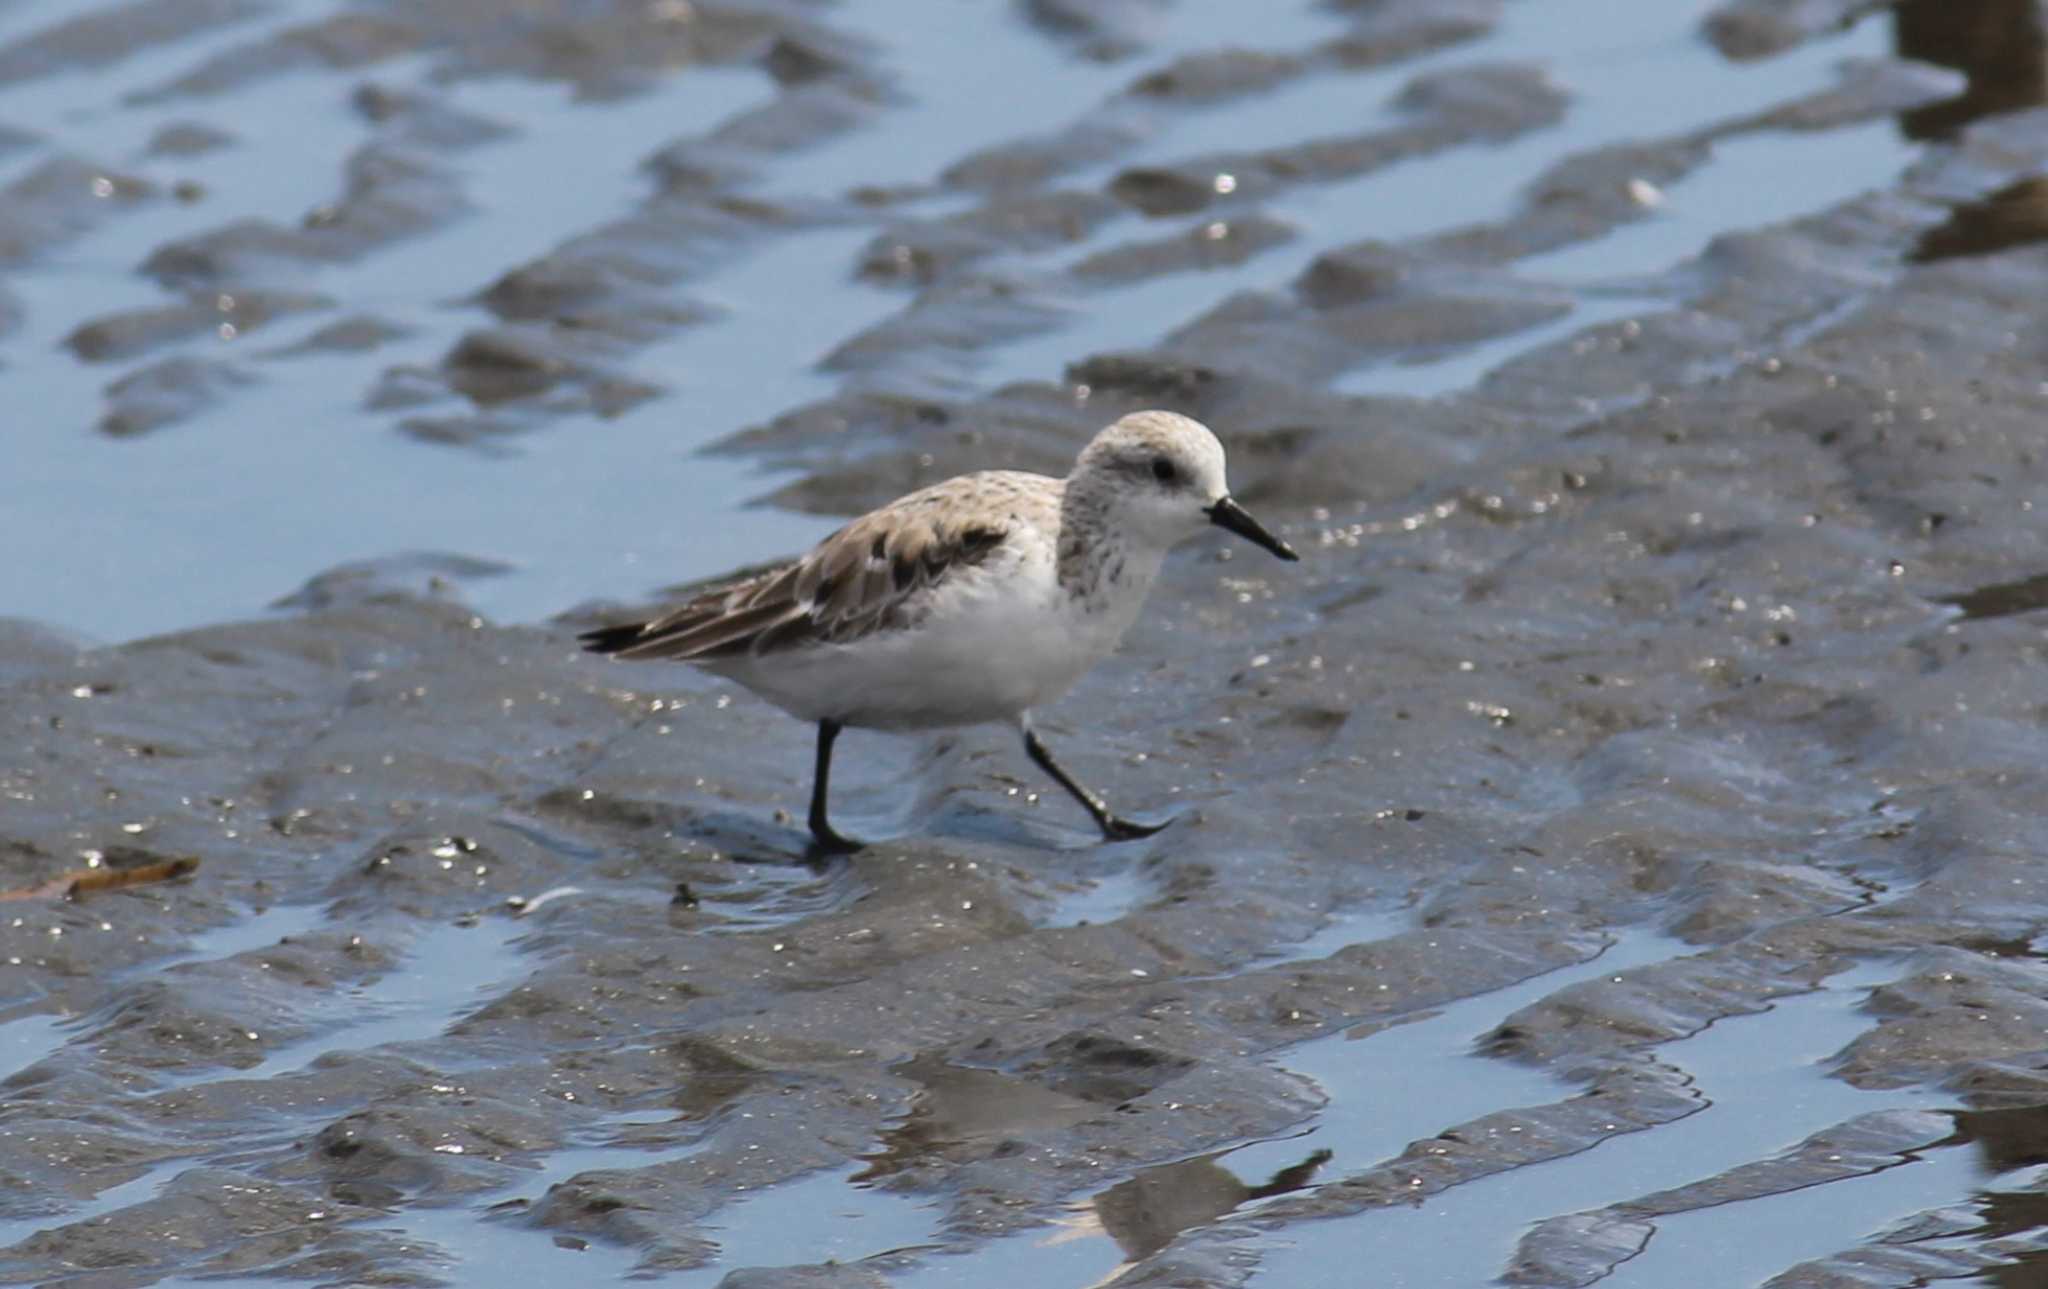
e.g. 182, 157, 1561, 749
1056, 488, 1168, 610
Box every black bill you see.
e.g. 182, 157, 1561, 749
1207, 496, 1299, 561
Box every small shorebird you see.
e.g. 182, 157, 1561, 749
581, 410, 1298, 853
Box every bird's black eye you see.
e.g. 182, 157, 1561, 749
1150, 457, 1177, 484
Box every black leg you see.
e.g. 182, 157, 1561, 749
1021, 728, 1168, 842
807, 720, 863, 854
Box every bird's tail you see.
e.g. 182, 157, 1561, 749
578, 622, 649, 655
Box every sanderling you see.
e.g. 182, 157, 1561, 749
581, 409, 1298, 853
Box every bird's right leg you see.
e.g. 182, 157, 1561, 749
807, 719, 864, 854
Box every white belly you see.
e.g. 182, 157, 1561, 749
708, 555, 1148, 731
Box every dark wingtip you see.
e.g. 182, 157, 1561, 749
578, 622, 648, 655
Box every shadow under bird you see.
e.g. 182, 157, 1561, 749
581, 410, 1299, 853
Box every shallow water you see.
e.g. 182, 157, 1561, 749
1252, 960, 1961, 1287
0, 0, 1944, 642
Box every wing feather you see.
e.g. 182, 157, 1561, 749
578, 475, 1026, 663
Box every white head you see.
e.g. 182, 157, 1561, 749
1068, 411, 1298, 561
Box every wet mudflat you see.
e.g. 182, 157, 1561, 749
5, 0, 2048, 1285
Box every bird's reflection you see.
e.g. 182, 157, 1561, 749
1092, 1146, 1334, 1261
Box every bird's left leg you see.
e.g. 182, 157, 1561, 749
1017, 714, 1168, 842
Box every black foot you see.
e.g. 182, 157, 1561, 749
805, 719, 862, 859
1100, 814, 1171, 842
807, 825, 865, 857
1021, 727, 1175, 847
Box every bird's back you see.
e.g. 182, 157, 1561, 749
580, 471, 1073, 705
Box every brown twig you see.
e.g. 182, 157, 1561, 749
0, 857, 199, 902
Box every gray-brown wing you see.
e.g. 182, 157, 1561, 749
579, 493, 1013, 662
